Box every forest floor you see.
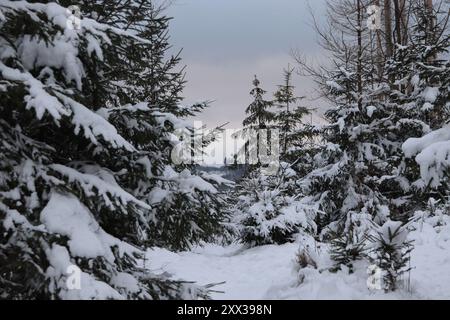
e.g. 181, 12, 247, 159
146, 222, 450, 300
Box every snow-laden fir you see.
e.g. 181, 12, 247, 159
1, 0, 449, 300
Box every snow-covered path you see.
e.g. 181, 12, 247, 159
146, 243, 299, 299
146, 223, 450, 300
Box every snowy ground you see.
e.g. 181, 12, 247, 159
146, 222, 450, 300
147, 243, 298, 300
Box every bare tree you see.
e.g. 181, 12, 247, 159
294, 0, 378, 106
384, 0, 394, 57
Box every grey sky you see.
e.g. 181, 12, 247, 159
164, 0, 328, 164
166, 0, 328, 130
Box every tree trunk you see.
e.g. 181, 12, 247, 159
357, 0, 363, 109
425, 0, 436, 61
425, 0, 434, 37
374, 0, 384, 80
393, 0, 403, 45
400, 0, 408, 45
384, 0, 394, 57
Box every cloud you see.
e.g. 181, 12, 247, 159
182, 54, 328, 165
164, 0, 330, 164
167, 0, 327, 62
183, 53, 328, 128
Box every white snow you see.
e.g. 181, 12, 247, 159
200, 172, 234, 187
0, 62, 135, 152
49, 164, 150, 211
160, 167, 218, 194
146, 218, 450, 300
153, 111, 192, 130
403, 125, 450, 187
45, 244, 124, 300
41, 192, 140, 260
110, 272, 141, 294
236, 192, 318, 239
408, 230, 450, 299
402, 125, 450, 158
148, 187, 171, 205
146, 243, 299, 300
55, 93, 136, 152
366, 105, 377, 117
326, 80, 343, 92
0, 62, 71, 121
18, 34, 84, 89
421, 86, 439, 103
177, 169, 218, 193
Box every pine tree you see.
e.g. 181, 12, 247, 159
294, 0, 390, 235
389, 1, 450, 205
295, 0, 450, 273
294, 0, 448, 234
244, 76, 275, 130
368, 220, 413, 292
273, 66, 311, 160
231, 75, 318, 246
371, 2, 449, 293
329, 222, 366, 273
233, 166, 318, 246
0, 1, 208, 299
92, 2, 230, 251
120, 1, 188, 115
240, 76, 276, 167
299, 63, 399, 237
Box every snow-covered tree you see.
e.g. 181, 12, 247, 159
403, 123, 450, 191
368, 220, 413, 292
295, 0, 449, 237
233, 165, 318, 246
0, 1, 208, 299
244, 76, 275, 130
273, 66, 311, 158
238, 76, 276, 167
298, 65, 397, 237
100, 3, 230, 251
292, 0, 400, 242
231, 75, 314, 246
111, 0, 188, 115
389, 2, 450, 206
329, 222, 366, 273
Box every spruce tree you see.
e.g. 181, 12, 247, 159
388, 1, 450, 208
299, 65, 396, 236
233, 166, 318, 246
329, 223, 366, 273
84, 1, 230, 251
294, 1, 420, 273
244, 76, 275, 129
240, 76, 276, 167
368, 220, 413, 292
273, 66, 311, 159
294, 0, 392, 238
0, 1, 207, 299
231, 75, 319, 246
296, 0, 449, 272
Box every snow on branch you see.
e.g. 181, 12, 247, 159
0, 62, 71, 121
55, 93, 136, 152
0, 1, 151, 44
41, 192, 140, 261
49, 164, 151, 211
403, 125, 450, 187
0, 62, 135, 151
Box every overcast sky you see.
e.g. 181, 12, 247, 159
167, 0, 327, 123
165, 0, 328, 164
